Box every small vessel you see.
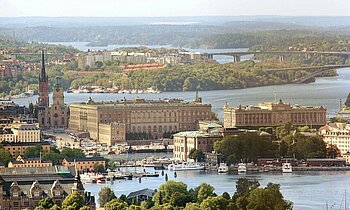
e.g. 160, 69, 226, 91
282, 162, 292, 173
218, 163, 228, 174
168, 162, 205, 171
237, 163, 247, 174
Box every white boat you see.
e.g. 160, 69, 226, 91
168, 162, 205, 171
237, 163, 247, 174
218, 163, 228, 173
282, 162, 292, 173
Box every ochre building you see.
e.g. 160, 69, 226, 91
69, 97, 212, 145
224, 99, 326, 128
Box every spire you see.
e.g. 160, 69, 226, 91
40, 49, 47, 82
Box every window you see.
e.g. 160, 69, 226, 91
34, 191, 40, 197
12, 192, 19, 197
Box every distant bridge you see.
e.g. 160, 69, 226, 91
262, 64, 350, 84
205, 51, 350, 63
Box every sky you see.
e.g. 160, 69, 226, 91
0, 0, 350, 17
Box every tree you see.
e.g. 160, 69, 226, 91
196, 183, 215, 203
61, 191, 85, 210
233, 178, 260, 200
152, 180, 188, 205
79, 207, 90, 210
0, 147, 12, 165
246, 183, 292, 210
222, 192, 231, 200
184, 203, 201, 210
60, 147, 85, 159
127, 205, 142, 210
104, 198, 129, 210
93, 163, 105, 173
345, 93, 350, 107
170, 192, 192, 207
50, 205, 61, 210
200, 196, 229, 210
98, 187, 116, 207
276, 123, 295, 140
24, 145, 42, 158
36, 197, 54, 209
326, 145, 341, 158
188, 148, 205, 162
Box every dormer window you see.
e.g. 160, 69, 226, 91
34, 191, 40, 197
13, 192, 19, 197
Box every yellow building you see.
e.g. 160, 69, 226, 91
319, 123, 350, 156
98, 122, 126, 146
224, 99, 326, 128
62, 157, 106, 171
0, 124, 41, 143
2, 142, 51, 158
8, 155, 52, 168
69, 97, 212, 144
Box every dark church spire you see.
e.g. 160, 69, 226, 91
39, 49, 48, 82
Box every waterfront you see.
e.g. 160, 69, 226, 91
84, 168, 350, 210
13, 68, 350, 120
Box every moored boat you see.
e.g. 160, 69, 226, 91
168, 162, 205, 171
218, 163, 229, 174
238, 163, 247, 174
282, 162, 292, 173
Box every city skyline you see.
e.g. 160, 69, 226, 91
1, 0, 350, 17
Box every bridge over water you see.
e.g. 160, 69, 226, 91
262, 64, 350, 84
206, 51, 350, 63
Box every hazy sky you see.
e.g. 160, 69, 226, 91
1, 0, 350, 17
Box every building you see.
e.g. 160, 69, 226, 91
127, 188, 156, 203
173, 125, 223, 161
0, 123, 40, 143
2, 142, 51, 158
224, 99, 326, 128
8, 155, 52, 168
69, 96, 212, 145
62, 157, 106, 171
0, 166, 95, 210
35, 50, 69, 129
319, 123, 350, 156
0, 101, 31, 119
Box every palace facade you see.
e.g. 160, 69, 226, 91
224, 99, 327, 128
69, 97, 212, 145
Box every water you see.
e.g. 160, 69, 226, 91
84, 168, 350, 209
19, 42, 350, 209
13, 68, 350, 120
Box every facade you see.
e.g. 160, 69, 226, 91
36, 51, 69, 129
69, 97, 212, 144
0, 166, 95, 210
173, 130, 222, 161
319, 123, 350, 156
2, 142, 51, 158
127, 188, 156, 203
224, 99, 326, 128
62, 157, 106, 171
98, 122, 126, 146
8, 156, 52, 168
0, 124, 40, 143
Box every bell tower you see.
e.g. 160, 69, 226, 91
53, 77, 64, 105
38, 49, 49, 107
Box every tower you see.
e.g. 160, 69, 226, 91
53, 77, 64, 106
38, 50, 49, 107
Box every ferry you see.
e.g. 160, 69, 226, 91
218, 163, 229, 174
168, 162, 205, 171
282, 162, 292, 173
238, 163, 247, 174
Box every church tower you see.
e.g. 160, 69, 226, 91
38, 50, 49, 107
53, 77, 64, 106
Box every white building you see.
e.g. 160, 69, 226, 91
319, 123, 350, 155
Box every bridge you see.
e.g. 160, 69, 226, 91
206, 51, 350, 63
262, 64, 350, 84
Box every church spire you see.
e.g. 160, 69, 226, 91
39, 49, 48, 82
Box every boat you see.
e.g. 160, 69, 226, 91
218, 163, 229, 174
282, 162, 292, 173
168, 162, 205, 171
237, 163, 247, 174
